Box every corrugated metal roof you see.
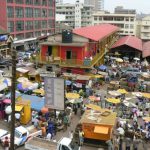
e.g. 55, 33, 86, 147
73, 24, 119, 41
112, 35, 143, 51
143, 41, 150, 58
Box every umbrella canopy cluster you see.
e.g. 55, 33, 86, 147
106, 98, 121, 104
117, 89, 128, 94
66, 93, 80, 99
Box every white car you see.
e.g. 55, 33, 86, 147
1, 126, 29, 149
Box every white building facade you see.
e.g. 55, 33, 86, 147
139, 16, 150, 41
56, 1, 93, 28
92, 11, 136, 36
84, 0, 104, 11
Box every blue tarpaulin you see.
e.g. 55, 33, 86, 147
17, 83, 29, 91
99, 65, 107, 71
6, 93, 44, 111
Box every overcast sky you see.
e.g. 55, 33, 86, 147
63, 0, 150, 14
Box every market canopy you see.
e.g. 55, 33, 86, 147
66, 93, 80, 99
116, 58, 123, 63
106, 98, 121, 104
15, 105, 23, 112
143, 117, 150, 122
117, 89, 128, 94
68, 98, 83, 104
94, 126, 109, 134
142, 93, 150, 99
108, 91, 121, 97
86, 104, 102, 111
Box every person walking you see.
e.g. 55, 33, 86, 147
79, 129, 84, 146
3, 136, 9, 150
63, 114, 69, 131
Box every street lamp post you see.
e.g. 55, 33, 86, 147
10, 46, 16, 150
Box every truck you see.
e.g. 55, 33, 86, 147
25, 137, 80, 150
0, 126, 42, 149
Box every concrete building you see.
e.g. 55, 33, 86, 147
84, 0, 104, 11
114, 6, 136, 14
137, 16, 150, 41
92, 10, 136, 36
0, 0, 55, 40
39, 24, 119, 74
56, 1, 93, 28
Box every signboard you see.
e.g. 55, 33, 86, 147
44, 77, 64, 110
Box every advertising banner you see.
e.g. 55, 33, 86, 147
44, 77, 64, 110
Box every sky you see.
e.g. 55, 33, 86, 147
63, 0, 150, 14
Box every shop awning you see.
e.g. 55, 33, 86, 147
94, 126, 109, 134
15, 105, 23, 112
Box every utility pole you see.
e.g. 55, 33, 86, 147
10, 45, 16, 150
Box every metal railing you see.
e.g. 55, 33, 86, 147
33, 50, 106, 68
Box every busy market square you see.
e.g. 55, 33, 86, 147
0, 3, 150, 149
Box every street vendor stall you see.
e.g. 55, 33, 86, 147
15, 100, 31, 124
79, 105, 117, 141
16, 68, 29, 78
28, 70, 40, 82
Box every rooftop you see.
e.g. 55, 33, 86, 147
79, 109, 117, 126
112, 35, 143, 52
73, 24, 119, 42
143, 41, 150, 58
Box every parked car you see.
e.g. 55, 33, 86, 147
123, 68, 141, 76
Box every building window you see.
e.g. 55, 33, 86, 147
8, 21, 14, 32
42, 9, 47, 17
114, 17, 124, 21
49, 9, 53, 17
42, 20, 47, 28
7, 7, 14, 18
15, 0, 23, 4
16, 33, 24, 40
26, 0, 33, 5
48, 0, 53, 6
35, 31, 41, 37
34, 8, 41, 17
16, 21, 24, 31
144, 26, 149, 29
94, 17, 97, 21
42, 0, 47, 6
25, 8, 33, 18
15, 7, 23, 18
7, 0, 13, 3
34, 0, 40, 5
130, 18, 134, 22
26, 32, 33, 38
125, 18, 129, 21
25, 21, 33, 30
34, 20, 41, 29
125, 24, 129, 29
130, 24, 134, 29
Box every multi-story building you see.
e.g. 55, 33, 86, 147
0, 0, 55, 40
137, 16, 150, 41
84, 0, 104, 11
39, 24, 119, 74
92, 10, 136, 36
56, 0, 93, 28
114, 6, 136, 14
